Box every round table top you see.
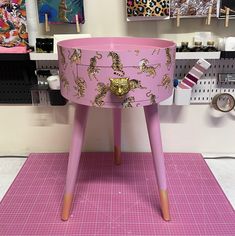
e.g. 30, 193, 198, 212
58, 37, 176, 108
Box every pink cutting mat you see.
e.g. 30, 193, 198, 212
0, 153, 234, 236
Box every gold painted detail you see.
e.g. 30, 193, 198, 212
74, 77, 86, 98
92, 82, 109, 107
158, 74, 172, 90
159, 190, 171, 221
109, 78, 146, 97
138, 59, 161, 77
110, 78, 130, 96
92, 78, 145, 107
114, 146, 122, 165
146, 90, 157, 104
108, 51, 125, 76
61, 193, 73, 221
129, 79, 147, 91
122, 96, 135, 108
87, 52, 102, 81
165, 48, 172, 70
134, 49, 140, 56
59, 46, 67, 69
60, 73, 69, 91
152, 48, 160, 55
69, 49, 82, 65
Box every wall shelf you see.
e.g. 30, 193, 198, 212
175, 51, 221, 60
30, 51, 222, 61
0, 53, 30, 61
30, 52, 58, 61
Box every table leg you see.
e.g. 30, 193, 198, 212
113, 108, 122, 165
61, 104, 89, 221
144, 104, 170, 221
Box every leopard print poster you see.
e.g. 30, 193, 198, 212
127, 0, 170, 20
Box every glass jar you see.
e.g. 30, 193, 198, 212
206, 41, 217, 52
192, 41, 203, 52
178, 42, 191, 52
36, 38, 54, 53
36, 38, 43, 53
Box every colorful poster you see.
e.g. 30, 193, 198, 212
0, 0, 28, 47
170, 0, 218, 17
37, 0, 85, 24
126, 0, 170, 20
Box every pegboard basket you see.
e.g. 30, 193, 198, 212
174, 88, 192, 105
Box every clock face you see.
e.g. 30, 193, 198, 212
213, 93, 235, 112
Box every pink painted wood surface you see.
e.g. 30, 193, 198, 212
144, 104, 167, 190
58, 37, 176, 108
64, 104, 89, 194
113, 108, 121, 149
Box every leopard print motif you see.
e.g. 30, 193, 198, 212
69, 49, 82, 65
74, 77, 86, 98
108, 51, 125, 76
92, 82, 109, 107
122, 96, 135, 108
60, 72, 69, 91
146, 90, 157, 104
127, 0, 170, 17
158, 74, 172, 90
87, 52, 102, 81
165, 48, 172, 70
138, 58, 161, 78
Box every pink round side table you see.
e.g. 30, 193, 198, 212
58, 37, 176, 221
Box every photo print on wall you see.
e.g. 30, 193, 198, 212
0, 0, 28, 47
37, 0, 85, 24
126, 0, 170, 21
170, 0, 218, 18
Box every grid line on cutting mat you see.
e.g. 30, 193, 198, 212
0, 152, 235, 236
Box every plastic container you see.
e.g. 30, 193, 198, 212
174, 88, 192, 105
47, 75, 60, 90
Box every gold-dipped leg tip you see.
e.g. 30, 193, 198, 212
61, 194, 73, 221
114, 146, 122, 165
160, 190, 171, 221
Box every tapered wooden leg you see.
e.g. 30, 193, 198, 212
61, 104, 89, 221
144, 104, 170, 221
113, 108, 122, 165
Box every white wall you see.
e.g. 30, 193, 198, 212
1, 0, 235, 155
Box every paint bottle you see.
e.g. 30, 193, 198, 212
192, 41, 203, 52
178, 42, 190, 52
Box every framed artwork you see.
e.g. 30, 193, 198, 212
0, 0, 28, 48
218, 0, 235, 18
126, 0, 170, 21
170, 0, 218, 18
37, 0, 85, 24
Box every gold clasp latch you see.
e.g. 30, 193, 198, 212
109, 77, 131, 97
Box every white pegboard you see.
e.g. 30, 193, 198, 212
35, 58, 235, 105
175, 58, 235, 104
